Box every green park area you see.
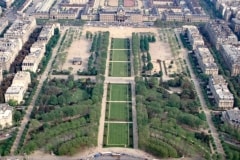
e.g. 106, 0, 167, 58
107, 84, 131, 101
106, 102, 132, 121
104, 123, 133, 147
111, 50, 129, 61
112, 38, 129, 49
109, 62, 130, 77
17, 77, 103, 155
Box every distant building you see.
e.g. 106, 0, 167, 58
99, 6, 143, 23
22, 42, 45, 72
0, 103, 12, 129
205, 20, 238, 50
219, 44, 240, 76
195, 46, 218, 75
0, 0, 14, 8
163, 12, 209, 23
231, 18, 240, 35
222, 108, 240, 128
38, 23, 60, 42
4, 16, 36, 44
0, 38, 23, 71
209, 75, 234, 110
5, 71, 31, 104
0, 18, 8, 35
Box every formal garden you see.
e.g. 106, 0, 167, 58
103, 83, 133, 147
109, 38, 131, 77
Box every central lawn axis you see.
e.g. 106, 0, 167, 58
106, 123, 132, 147
111, 50, 129, 61
108, 84, 131, 101
111, 38, 129, 49
106, 102, 132, 121
109, 62, 130, 77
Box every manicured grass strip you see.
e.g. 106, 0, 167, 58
106, 102, 131, 121
110, 62, 130, 77
112, 38, 129, 49
108, 84, 130, 101
111, 50, 129, 61
107, 123, 129, 146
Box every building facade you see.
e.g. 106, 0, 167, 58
222, 108, 240, 128
0, 103, 12, 129
4, 16, 36, 44
0, 38, 22, 71
209, 75, 234, 110
5, 71, 31, 104
195, 46, 219, 75
183, 25, 204, 49
205, 20, 238, 50
219, 44, 240, 76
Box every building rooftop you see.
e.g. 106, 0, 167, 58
0, 103, 12, 118
207, 20, 237, 39
5, 86, 24, 94
225, 108, 240, 122
196, 47, 214, 62
210, 75, 234, 100
221, 44, 240, 65
12, 71, 30, 83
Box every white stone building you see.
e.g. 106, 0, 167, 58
195, 46, 218, 75
0, 103, 12, 129
209, 75, 234, 110
5, 71, 31, 104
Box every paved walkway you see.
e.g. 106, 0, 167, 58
10, 29, 67, 155
105, 121, 133, 123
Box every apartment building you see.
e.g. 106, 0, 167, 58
4, 16, 36, 44
183, 25, 204, 49
0, 38, 22, 71
0, 18, 8, 35
0, 103, 12, 129
209, 75, 234, 110
11, 71, 31, 89
163, 12, 209, 23
231, 18, 240, 35
205, 20, 238, 50
5, 71, 31, 104
38, 23, 60, 42
195, 46, 219, 75
22, 42, 45, 72
219, 44, 240, 76
222, 108, 240, 128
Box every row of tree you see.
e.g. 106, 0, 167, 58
20, 76, 104, 155
132, 33, 140, 75
135, 77, 210, 159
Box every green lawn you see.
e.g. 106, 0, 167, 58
107, 123, 130, 146
108, 84, 130, 101
110, 62, 130, 77
112, 38, 129, 49
111, 50, 129, 61
106, 103, 131, 121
